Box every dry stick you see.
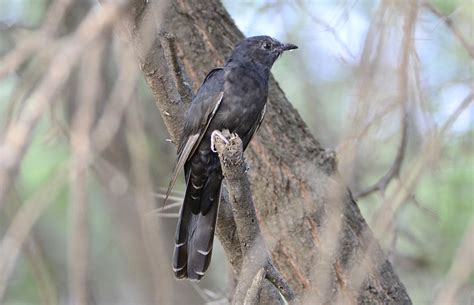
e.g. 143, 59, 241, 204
0, 169, 67, 302
376, 93, 473, 236
0, 3, 124, 210
294, 0, 355, 61
335, 2, 418, 302
337, 0, 390, 177
213, 133, 295, 305
0, 6, 123, 301
423, 1, 474, 58
5, 190, 58, 305
340, 92, 473, 305
68, 38, 104, 305
244, 268, 266, 305
355, 107, 408, 199
433, 219, 474, 304
92, 42, 140, 153
0, 0, 75, 79
355, 1, 413, 200
125, 103, 174, 304
3, 43, 61, 131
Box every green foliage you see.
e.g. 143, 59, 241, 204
431, 0, 467, 15
18, 119, 68, 197
413, 136, 473, 271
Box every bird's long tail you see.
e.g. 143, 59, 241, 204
172, 171, 222, 281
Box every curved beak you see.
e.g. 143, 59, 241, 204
280, 43, 298, 51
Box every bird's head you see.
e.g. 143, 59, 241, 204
228, 36, 298, 69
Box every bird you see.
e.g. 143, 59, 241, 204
165, 35, 297, 281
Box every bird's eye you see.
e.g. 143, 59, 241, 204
262, 42, 272, 50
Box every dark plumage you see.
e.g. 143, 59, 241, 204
166, 35, 297, 281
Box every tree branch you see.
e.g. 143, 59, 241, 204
423, 1, 474, 58
213, 132, 295, 304
0, 2, 124, 210
355, 105, 409, 199
355, 0, 414, 199
244, 268, 266, 305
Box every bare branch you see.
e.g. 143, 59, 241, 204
0, 2, 125, 210
0, 170, 67, 301
423, 1, 474, 58
342, 91, 472, 305
244, 268, 266, 305
125, 101, 174, 303
0, 0, 75, 79
213, 132, 295, 304
433, 220, 474, 304
67, 37, 103, 304
355, 0, 415, 199
355, 107, 409, 199
294, 0, 356, 61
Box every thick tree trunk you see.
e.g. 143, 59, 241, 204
124, 0, 412, 304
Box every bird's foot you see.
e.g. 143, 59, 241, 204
211, 130, 230, 153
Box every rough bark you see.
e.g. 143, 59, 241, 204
213, 132, 295, 304
124, 0, 412, 304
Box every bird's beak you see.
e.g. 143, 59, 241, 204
280, 43, 298, 51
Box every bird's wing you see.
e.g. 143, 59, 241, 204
164, 68, 225, 205
242, 103, 267, 150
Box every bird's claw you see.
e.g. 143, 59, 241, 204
211, 130, 229, 153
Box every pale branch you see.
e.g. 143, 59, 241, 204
244, 268, 266, 305
433, 220, 474, 304
213, 132, 295, 305
354, 106, 409, 199
355, 0, 414, 199
0, 2, 125, 210
0, 169, 67, 302
294, 0, 355, 61
347, 92, 474, 305
423, 1, 474, 58
68, 40, 102, 304
0, 0, 74, 79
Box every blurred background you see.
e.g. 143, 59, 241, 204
0, 0, 472, 304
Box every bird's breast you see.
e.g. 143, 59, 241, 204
214, 73, 267, 136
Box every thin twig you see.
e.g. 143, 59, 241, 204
0, 169, 67, 301
355, 107, 409, 199
125, 101, 174, 304
423, 1, 474, 58
0, 2, 124, 210
0, 0, 75, 79
355, 0, 414, 199
91, 41, 140, 153
294, 0, 356, 61
68, 37, 103, 304
433, 219, 474, 304
342, 92, 472, 304
5, 189, 59, 305
335, 2, 419, 302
